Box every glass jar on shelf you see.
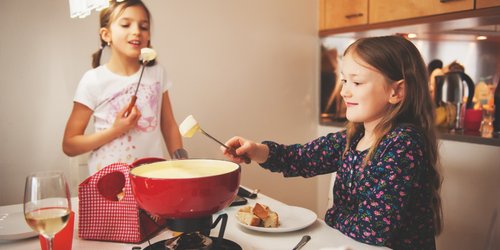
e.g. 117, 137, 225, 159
480, 105, 495, 138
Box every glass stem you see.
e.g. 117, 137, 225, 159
47, 236, 53, 250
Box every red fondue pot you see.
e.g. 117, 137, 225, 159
129, 159, 241, 219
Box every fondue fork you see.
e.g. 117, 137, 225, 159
199, 128, 252, 164
124, 65, 145, 117
124, 48, 157, 117
179, 115, 251, 164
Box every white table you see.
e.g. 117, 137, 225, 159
0, 193, 389, 250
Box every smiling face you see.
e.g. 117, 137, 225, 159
340, 52, 395, 129
101, 5, 151, 62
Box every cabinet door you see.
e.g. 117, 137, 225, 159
476, 0, 500, 9
370, 0, 474, 24
322, 0, 368, 30
319, 0, 326, 30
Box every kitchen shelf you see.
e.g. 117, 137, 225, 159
436, 128, 500, 146
319, 118, 500, 147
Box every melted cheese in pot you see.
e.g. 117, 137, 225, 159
131, 160, 238, 179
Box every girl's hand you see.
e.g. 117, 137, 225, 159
63, 102, 141, 157
113, 105, 141, 134
221, 136, 269, 164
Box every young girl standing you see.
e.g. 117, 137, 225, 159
63, 0, 185, 174
223, 35, 443, 249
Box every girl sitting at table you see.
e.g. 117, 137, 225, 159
222, 35, 443, 250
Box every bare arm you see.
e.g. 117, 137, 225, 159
160, 92, 183, 158
62, 102, 141, 156
222, 136, 269, 164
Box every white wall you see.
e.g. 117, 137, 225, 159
437, 140, 500, 250
0, 0, 321, 214
0, 0, 100, 204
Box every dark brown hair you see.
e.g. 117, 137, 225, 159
91, 0, 152, 68
343, 35, 443, 235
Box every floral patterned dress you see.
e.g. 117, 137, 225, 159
260, 125, 436, 250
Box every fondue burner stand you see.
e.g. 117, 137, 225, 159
143, 213, 242, 250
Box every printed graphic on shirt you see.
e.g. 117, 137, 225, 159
91, 80, 161, 172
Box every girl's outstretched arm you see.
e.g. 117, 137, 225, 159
222, 136, 270, 164
62, 102, 141, 156
160, 91, 183, 158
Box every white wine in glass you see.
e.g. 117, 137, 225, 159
24, 171, 71, 250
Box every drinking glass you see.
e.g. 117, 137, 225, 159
24, 171, 71, 250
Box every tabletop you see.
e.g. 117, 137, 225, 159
0, 192, 390, 250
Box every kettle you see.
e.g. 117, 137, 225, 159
435, 71, 475, 131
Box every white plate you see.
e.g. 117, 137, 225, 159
236, 205, 317, 233
0, 212, 37, 241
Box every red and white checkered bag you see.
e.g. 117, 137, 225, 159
78, 158, 167, 243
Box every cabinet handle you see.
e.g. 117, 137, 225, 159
440, 0, 461, 3
345, 13, 363, 19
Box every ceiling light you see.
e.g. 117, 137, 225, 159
395, 33, 417, 39
69, 0, 110, 19
476, 35, 487, 40
407, 33, 417, 39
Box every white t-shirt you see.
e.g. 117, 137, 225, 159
74, 64, 172, 174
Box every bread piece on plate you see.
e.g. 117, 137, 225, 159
252, 203, 269, 219
239, 205, 252, 213
262, 211, 279, 228
236, 211, 261, 226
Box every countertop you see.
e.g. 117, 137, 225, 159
320, 118, 500, 147
0, 192, 389, 250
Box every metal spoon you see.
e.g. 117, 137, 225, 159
292, 235, 311, 250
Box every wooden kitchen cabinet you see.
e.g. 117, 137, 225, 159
476, 0, 500, 9
369, 0, 474, 24
320, 0, 368, 30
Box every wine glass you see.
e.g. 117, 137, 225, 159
23, 171, 71, 250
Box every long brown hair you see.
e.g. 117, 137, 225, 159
91, 0, 152, 68
343, 35, 443, 235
